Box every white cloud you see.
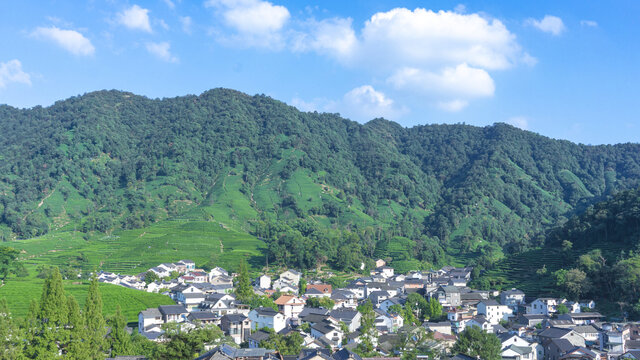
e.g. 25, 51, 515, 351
146, 41, 178, 63
292, 17, 357, 60
0, 59, 31, 88
31, 26, 95, 56
337, 85, 407, 121
388, 63, 495, 98
580, 20, 598, 28
180, 16, 193, 34
437, 100, 468, 112
507, 116, 529, 130
205, 0, 290, 49
527, 15, 565, 36
454, 4, 466, 14
356, 8, 522, 71
163, 0, 175, 9
157, 19, 169, 30
117, 5, 152, 32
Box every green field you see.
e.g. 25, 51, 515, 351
0, 275, 174, 321
12, 219, 266, 275
1, 217, 268, 320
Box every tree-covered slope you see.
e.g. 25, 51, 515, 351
1, 89, 639, 269
477, 187, 640, 318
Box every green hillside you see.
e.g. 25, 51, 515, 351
477, 187, 640, 318
1, 89, 640, 271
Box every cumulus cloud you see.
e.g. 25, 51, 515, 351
388, 63, 495, 98
292, 17, 357, 60
146, 41, 178, 63
337, 85, 407, 121
31, 26, 95, 56
356, 8, 522, 71
580, 20, 598, 28
0, 59, 31, 88
163, 0, 175, 9
117, 5, 152, 32
527, 15, 565, 36
507, 116, 529, 130
205, 0, 290, 49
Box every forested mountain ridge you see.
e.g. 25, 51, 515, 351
1, 88, 640, 270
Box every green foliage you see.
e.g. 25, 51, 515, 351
305, 296, 335, 309
356, 300, 377, 356
260, 332, 304, 355
109, 305, 133, 357
0, 246, 20, 281
154, 323, 225, 360
235, 259, 253, 302
453, 327, 501, 360
556, 304, 569, 315
85, 275, 108, 359
0, 298, 23, 359
2, 89, 640, 273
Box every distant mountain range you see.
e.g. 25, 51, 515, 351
1, 88, 639, 268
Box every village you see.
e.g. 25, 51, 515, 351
96, 259, 640, 360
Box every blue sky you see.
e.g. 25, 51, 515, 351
0, 1, 638, 145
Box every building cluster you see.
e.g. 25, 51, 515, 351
102, 259, 640, 360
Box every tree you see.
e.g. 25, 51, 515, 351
299, 278, 307, 294
39, 266, 68, 325
0, 246, 20, 281
556, 304, 569, 315
452, 327, 501, 360
0, 298, 23, 359
235, 259, 253, 301
144, 271, 159, 285
155, 323, 225, 360
67, 295, 91, 359
305, 297, 335, 309
406, 293, 429, 321
426, 297, 443, 320
563, 268, 590, 300
260, 332, 304, 355
109, 305, 133, 356
356, 300, 378, 356
85, 275, 107, 359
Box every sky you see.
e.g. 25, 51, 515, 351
0, 1, 639, 145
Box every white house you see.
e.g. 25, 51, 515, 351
279, 270, 302, 285
248, 307, 286, 332
528, 298, 560, 316
138, 308, 163, 334
275, 295, 305, 319
477, 300, 513, 325
500, 289, 526, 311
174, 284, 205, 311
258, 275, 271, 290
200, 293, 238, 316
272, 279, 298, 294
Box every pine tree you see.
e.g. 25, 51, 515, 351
39, 267, 68, 325
109, 305, 133, 356
66, 295, 91, 359
235, 259, 253, 301
25, 267, 68, 359
84, 275, 107, 359
0, 298, 24, 359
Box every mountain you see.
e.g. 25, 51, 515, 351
477, 186, 640, 317
1, 88, 640, 270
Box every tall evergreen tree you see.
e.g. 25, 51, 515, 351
109, 305, 133, 356
84, 275, 107, 359
39, 267, 67, 325
235, 259, 253, 301
66, 295, 90, 359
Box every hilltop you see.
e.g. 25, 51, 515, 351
1, 88, 640, 271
